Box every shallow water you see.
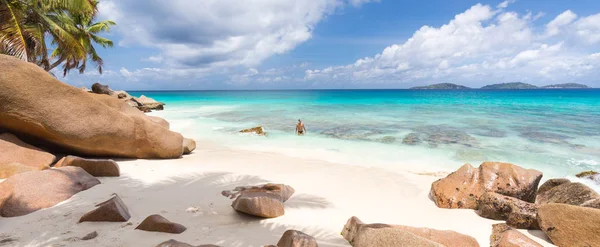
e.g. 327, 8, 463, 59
132, 89, 600, 178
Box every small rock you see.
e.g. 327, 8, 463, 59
490, 223, 542, 247
136, 214, 187, 234
240, 126, 266, 136
341, 216, 478, 247
54, 156, 120, 177
231, 192, 284, 218
476, 192, 539, 229
536, 181, 600, 209
91, 82, 113, 95
223, 183, 295, 202
277, 230, 318, 247
430, 162, 543, 209
81, 231, 98, 241
183, 138, 196, 155
402, 133, 421, 145
79, 194, 131, 222
575, 170, 598, 178
537, 203, 600, 247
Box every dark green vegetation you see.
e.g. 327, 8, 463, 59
542, 83, 590, 89
411, 83, 471, 90
0, 0, 115, 75
480, 82, 538, 89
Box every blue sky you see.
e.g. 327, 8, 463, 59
61, 0, 600, 90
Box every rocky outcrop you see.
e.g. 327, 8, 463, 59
536, 178, 570, 195
183, 138, 196, 155
0, 133, 56, 178
240, 126, 266, 136
154, 240, 221, 247
537, 203, 600, 247
0, 167, 100, 217
276, 230, 318, 247
223, 184, 295, 218
476, 192, 539, 229
536, 180, 600, 209
79, 194, 131, 222
136, 214, 187, 234
576, 170, 600, 186
430, 162, 542, 209
54, 156, 120, 177
0, 55, 184, 159
341, 216, 479, 247
490, 224, 542, 247
137, 95, 165, 110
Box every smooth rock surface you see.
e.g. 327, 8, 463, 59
54, 156, 120, 177
536, 181, 600, 209
231, 192, 285, 218
0, 167, 100, 217
341, 216, 479, 247
136, 214, 187, 234
183, 138, 196, 155
490, 224, 542, 247
0, 55, 185, 159
430, 162, 542, 209
277, 230, 318, 247
537, 203, 600, 247
536, 178, 570, 195
223, 183, 295, 202
79, 194, 131, 222
476, 192, 539, 229
0, 133, 56, 178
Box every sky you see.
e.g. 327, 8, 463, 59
60, 0, 600, 90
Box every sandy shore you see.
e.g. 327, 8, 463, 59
0, 141, 554, 247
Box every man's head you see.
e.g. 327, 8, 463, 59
298, 119, 301, 123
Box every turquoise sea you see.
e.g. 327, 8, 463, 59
131, 89, 600, 178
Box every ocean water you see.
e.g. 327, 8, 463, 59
131, 89, 600, 178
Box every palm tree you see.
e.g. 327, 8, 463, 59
0, 0, 114, 75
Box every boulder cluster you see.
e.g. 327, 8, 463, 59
430, 161, 600, 246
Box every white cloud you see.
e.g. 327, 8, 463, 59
497, 0, 515, 9
303, 4, 600, 86
99, 0, 376, 70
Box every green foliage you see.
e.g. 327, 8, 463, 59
0, 0, 115, 75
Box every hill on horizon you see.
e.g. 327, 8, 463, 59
411, 83, 470, 90
542, 83, 590, 89
481, 82, 538, 89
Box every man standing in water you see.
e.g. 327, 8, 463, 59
296, 119, 307, 135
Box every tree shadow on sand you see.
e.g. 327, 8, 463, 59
2, 171, 347, 247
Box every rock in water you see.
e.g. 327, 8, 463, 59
136, 214, 187, 234
231, 192, 285, 218
341, 216, 479, 247
537, 203, 600, 247
0, 133, 56, 178
91, 82, 113, 95
576, 170, 600, 186
0, 167, 100, 217
154, 240, 221, 247
430, 162, 542, 209
536, 181, 600, 209
0, 55, 184, 159
476, 192, 539, 229
277, 230, 318, 247
490, 224, 542, 247
55, 156, 120, 177
402, 133, 421, 145
79, 194, 131, 222
183, 138, 196, 155
240, 126, 266, 135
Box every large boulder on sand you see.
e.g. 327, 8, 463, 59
222, 183, 295, 218
537, 203, 600, 247
0, 133, 56, 178
277, 230, 318, 247
341, 216, 479, 247
536, 180, 600, 209
136, 214, 187, 234
0, 166, 100, 217
490, 223, 542, 247
55, 155, 120, 177
0, 55, 184, 159
430, 162, 542, 209
476, 192, 539, 229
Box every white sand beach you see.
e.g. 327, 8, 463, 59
0, 140, 554, 247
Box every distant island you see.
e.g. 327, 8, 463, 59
541, 83, 590, 89
480, 82, 538, 89
411, 83, 470, 90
